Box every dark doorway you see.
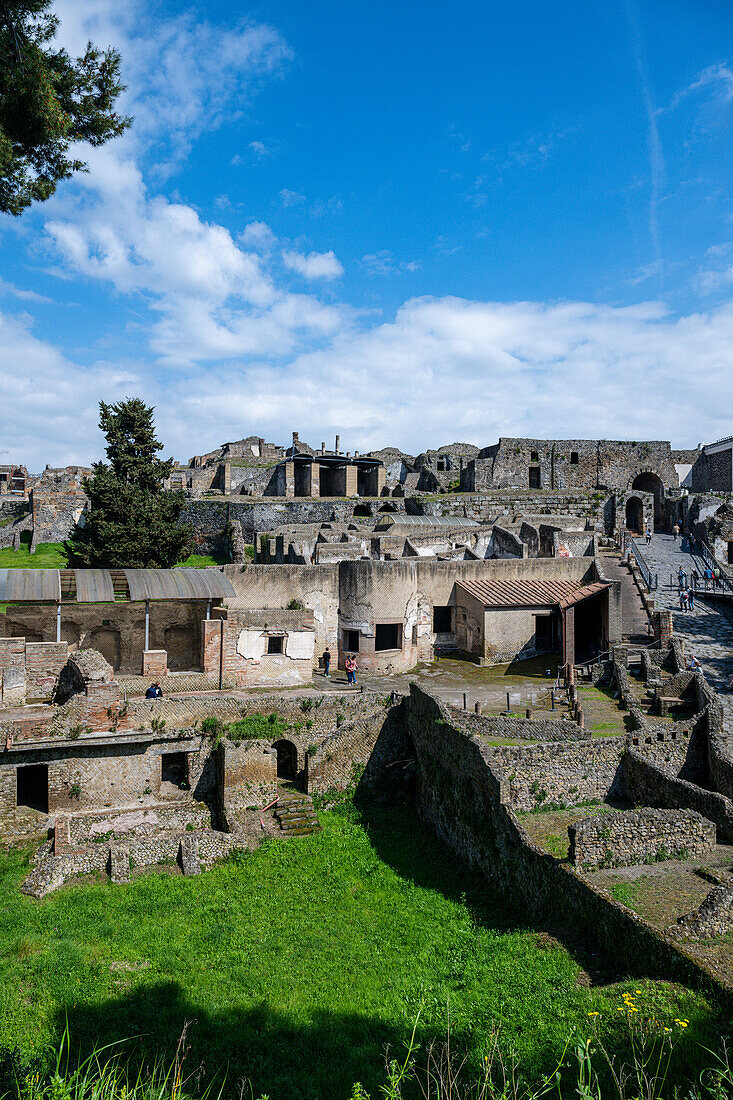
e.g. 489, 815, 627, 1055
353, 503, 373, 517
631, 472, 664, 527
529, 467, 541, 489
161, 752, 188, 786
573, 594, 604, 663
534, 614, 554, 649
433, 605, 453, 633
273, 739, 298, 780
625, 497, 644, 534
17, 764, 48, 812
344, 629, 360, 652
728, 542, 733, 565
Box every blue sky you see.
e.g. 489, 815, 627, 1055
1, 0, 732, 469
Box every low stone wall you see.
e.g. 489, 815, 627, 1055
487, 738, 626, 810
55, 801, 212, 850
622, 750, 733, 842
569, 808, 715, 870
23, 829, 245, 897
677, 884, 733, 939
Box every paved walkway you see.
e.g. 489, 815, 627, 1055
633, 534, 733, 722
599, 551, 652, 642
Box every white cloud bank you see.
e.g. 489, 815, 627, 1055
4, 296, 733, 470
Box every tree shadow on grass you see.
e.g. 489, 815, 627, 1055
43, 983, 566, 1100
351, 795, 674, 989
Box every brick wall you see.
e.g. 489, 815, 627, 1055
24, 642, 68, 701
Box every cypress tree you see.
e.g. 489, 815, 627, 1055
66, 398, 191, 568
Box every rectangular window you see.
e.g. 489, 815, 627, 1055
344, 629, 360, 652
529, 467, 541, 488
530, 450, 539, 462
570, 451, 579, 465
16, 764, 48, 813
267, 635, 284, 654
161, 752, 188, 786
375, 622, 402, 651
433, 605, 453, 633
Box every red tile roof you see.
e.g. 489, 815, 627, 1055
456, 578, 610, 609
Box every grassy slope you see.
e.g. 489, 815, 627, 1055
0, 802, 716, 1100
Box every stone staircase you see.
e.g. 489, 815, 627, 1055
274, 790, 321, 837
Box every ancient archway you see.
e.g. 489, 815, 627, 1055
631, 471, 664, 527
625, 496, 644, 534
273, 739, 298, 780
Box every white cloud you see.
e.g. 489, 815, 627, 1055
282, 250, 344, 280
279, 188, 306, 208
361, 251, 420, 276
249, 140, 272, 157
6, 296, 733, 471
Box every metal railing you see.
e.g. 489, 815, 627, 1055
693, 538, 733, 593
629, 539, 658, 590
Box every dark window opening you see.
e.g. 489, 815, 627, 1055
529, 467, 541, 489
161, 752, 188, 786
570, 452, 579, 465
17, 764, 48, 812
375, 622, 402, 651
267, 635, 284, 654
344, 629, 360, 652
433, 605, 453, 633
530, 450, 539, 462
534, 616, 553, 649
728, 541, 733, 565
437, 457, 447, 471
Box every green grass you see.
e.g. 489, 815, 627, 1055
0, 542, 68, 568
0, 545, 249, 570
0, 801, 719, 1100
175, 552, 230, 568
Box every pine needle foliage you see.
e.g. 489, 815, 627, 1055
65, 399, 191, 569
0, 0, 131, 214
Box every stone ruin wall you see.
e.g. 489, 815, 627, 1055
569, 808, 716, 870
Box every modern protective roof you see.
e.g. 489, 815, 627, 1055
456, 577, 609, 608
376, 513, 481, 529
0, 567, 234, 603
123, 568, 235, 601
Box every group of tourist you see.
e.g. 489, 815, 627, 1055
321, 647, 359, 686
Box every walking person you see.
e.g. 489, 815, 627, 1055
677, 566, 686, 591
679, 590, 688, 612
322, 647, 331, 678
704, 566, 712, 591
645, 528, 652, 546
687, 588, 695, 612
672, 523, 680, 541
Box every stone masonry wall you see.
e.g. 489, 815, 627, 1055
569, 808, 716, 870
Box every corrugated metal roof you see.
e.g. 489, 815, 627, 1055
456, 577, 600, 608
376, 514, 481, 529
74, 569, 116, 602
124, 568, 235, 601
0, 569, 61, 602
